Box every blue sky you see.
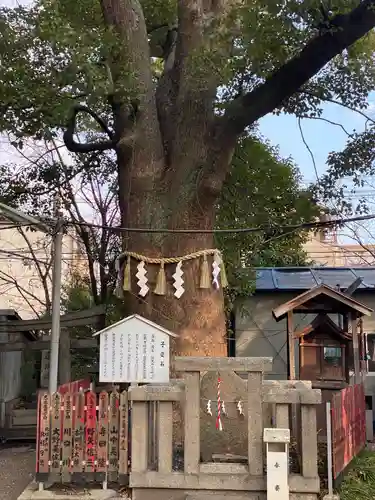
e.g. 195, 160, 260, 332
259, 100, 375, 244
259, 102, 369, 184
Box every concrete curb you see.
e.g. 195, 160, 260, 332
17, 482, 124, 500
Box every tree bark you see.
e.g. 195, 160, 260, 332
122, 248, 228, 357
97, 0, 230, 356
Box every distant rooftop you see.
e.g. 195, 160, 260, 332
256, 267, 375, 292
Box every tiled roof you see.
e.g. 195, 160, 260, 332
256, 267, 375, 291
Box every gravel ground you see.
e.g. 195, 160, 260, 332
0, 445, 35, 500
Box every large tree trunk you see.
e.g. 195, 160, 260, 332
98, 0, 235, 356
117, 147, 230, 356
119, 224, 228, 356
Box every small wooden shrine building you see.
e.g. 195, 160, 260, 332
295, 313, 352, 386
272, 284, 373, 435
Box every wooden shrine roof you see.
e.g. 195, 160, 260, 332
272, 284, 373, 321
294, 313, 352, 342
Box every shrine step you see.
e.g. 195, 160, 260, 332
11, 409, 37, 427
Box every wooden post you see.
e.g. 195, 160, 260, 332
62, 393, 73, 483
84, 390, 97, 481
359, 318, 366, 377
184, 372, 200, 474
287, 311, 296, 380
287, 311, 298, 440
248, 372, 263, 475
96, 391, 109, 484
351, 313, 361, 383
108, 391, 120, 482
50, 392, 62, 483
158, 402, 173, 473
36, 392, 51, 484
71, 390, 85, 482
118, 391, 129, 484
131, 402, 149, 472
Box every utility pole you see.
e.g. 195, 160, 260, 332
0, 201, 65, 394
48, 218, 64, 394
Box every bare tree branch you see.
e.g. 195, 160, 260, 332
301, 115, 351, 136
298, 118, 320, 183
0, 248, 48, 265
17, 228, 52, 311
299, 89, 375, 126
52, 145, 101, 303
0, 269, 47, 313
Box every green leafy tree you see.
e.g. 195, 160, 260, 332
1, 0, 375, 356
216, 137, 319, 278
216, 136, 320, 340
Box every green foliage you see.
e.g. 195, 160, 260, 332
317, 125, 375, 215
339, 451, 375, 500
0, 0, 370, 328
1, 0, 375, 141
140, 0, 177, 29
215, 135, 320, 321
216, 136, 320, 292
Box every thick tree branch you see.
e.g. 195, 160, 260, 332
63, 104, 116, 153
223, 0, 375, 135
176, 0, 204, 62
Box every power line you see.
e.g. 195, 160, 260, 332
69, 213, 375, 234
2, 210, 375, 235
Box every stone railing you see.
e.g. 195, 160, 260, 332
129, 357, 321, 500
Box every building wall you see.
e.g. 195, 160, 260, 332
304, 231, 375, 267
235, 292, 375, 396
0, 225, 85, 318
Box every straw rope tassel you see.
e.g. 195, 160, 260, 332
115, 248, 227, 297
216, 376, 223, 431
200, 254, 211, 289
123, 256, 131, 291
220, 255, 229, 288
154, 261, 167, 295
